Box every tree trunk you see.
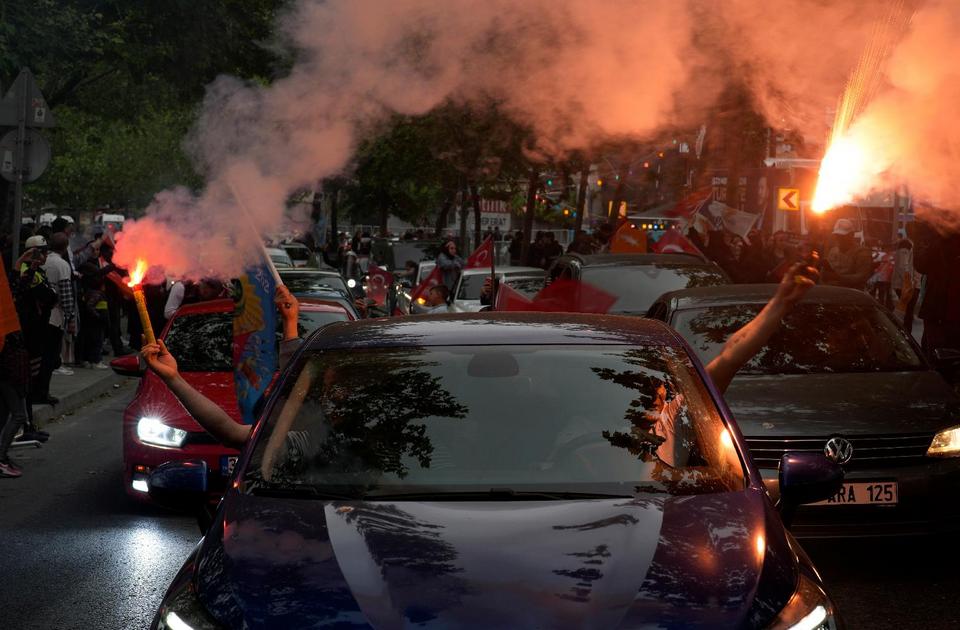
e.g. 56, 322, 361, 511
329, 187, 339, 246
575, 169, 588, 233
458, 181, 469, 248
379, 205, 389, 236
470, 182, 482, 250
435, 195, 453, 236
608, 167, 627, 224
520, 167, 540, 265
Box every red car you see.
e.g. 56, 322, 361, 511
112, 297, 356, 501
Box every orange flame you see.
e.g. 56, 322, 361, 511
127, 259, 148, 288
811, 136, 869, 214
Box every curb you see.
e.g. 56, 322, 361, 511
33, 374, 133, 426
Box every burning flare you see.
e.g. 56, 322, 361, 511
811, 135, 870, 214
127, 258, 148, 288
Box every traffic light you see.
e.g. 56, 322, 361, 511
643, 161, 650, 169
562, 208, 570, 216
597, 178, 603, 187
546, 178, 554, 187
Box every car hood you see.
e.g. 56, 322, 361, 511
192, 490, 797, 629
135, 371, 241, 430
725, 370, 960, 437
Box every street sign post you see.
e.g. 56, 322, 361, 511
777, 187, 800, 211
0, 68, 55, 262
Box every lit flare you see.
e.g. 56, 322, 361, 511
126, 258, 156, 345
811, 136, 869, 214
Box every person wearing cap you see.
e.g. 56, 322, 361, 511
822, 218, 873, 290
14, 237, 58, 408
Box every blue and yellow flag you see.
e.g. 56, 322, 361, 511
231, 262, 278, 424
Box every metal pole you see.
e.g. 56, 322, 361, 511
11, 73, 27, 262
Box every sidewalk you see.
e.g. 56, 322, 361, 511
32, 365, 132, 427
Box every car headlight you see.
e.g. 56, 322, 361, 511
767, 573, 838, 630
928, 425, 960, 457
137, 417, 187, 448
156, 577, 220, 630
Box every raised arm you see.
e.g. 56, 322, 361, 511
141, 340, 252, 450
706, 261, 819, 394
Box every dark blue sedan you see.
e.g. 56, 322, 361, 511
150, 314, 842, 629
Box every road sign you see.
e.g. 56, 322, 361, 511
0, 129, 51, 183
777, 187, 800, 211
0, 68, 56, 128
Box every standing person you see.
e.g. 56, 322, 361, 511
822, 218, 873, 290
913, 218, 960, 355
41, 233, 76, 382
99, 242, 130, 357
509, 231, 524, 265
892, 235, 919, 333
436, 240, 464, 299
13, 239, 56, 408
542, 233, 564, 270
0, 330, 31, 477
77, 260, 111, 368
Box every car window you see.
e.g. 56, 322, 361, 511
246, 345, 745, 497
163, 313, 232, 372
506, 276, 546, 297
673, 303, 925, 374
582, 264, 727, 314
296, 310, 350, 335
283, 245, 310, 261
280, 274, 350, 297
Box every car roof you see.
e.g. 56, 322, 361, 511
657, 284, 879, 311
461, 266, 544, 276
172, 298, 233, 317
306, 312, 681, 350
562, 253, 710, 267
299, 298, 356, 320
279, 268, 342, 278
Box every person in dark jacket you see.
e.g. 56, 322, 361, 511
436, 240, 464, 298
913, 216, 960, 355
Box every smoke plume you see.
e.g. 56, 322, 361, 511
115, 0, 951, 277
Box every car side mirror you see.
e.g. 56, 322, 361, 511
110, 354, 144, 377
148, 459, 209, 513
778, 452, 844, 527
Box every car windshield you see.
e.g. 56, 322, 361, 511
163, 313, 232, 372
376, 242, 444, 270
456, 274, 544, 300
245, 345, 744, 498
283, 245, 310, 261
281, 274, 350, 297
673, 303, 925, 375
296, 310, 350, 335
270, 254, 292, 267
582, 264, 728, 314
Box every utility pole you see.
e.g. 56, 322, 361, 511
520, 167, 539, 264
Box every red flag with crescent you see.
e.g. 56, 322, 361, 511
466, 236, 494, 269
652, 229, 703, 256
494, 282, 534, 311
409, 266, 442, 306
366, 265, 394, 306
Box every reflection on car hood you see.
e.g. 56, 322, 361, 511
725, 370, 960, 437
193, 490, 796, 628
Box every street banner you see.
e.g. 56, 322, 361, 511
610, 223, 648, 253
232, 259, 278, 425
366, 265, 393, 306
0, 258, 21, 343
465, 236, 494, 269
652, 229, 703, 256
494, 282, 534, 311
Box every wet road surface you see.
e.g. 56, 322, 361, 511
1, 382, 958, 629
0, 384, 197, 630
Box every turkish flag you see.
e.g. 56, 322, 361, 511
610, 223, 648, 253
0, 258, 21, 344
366, 265, 394, 306
532, 279, 617, 314
494, 282, 534, 311
652, 229, 703, 256
466, 236, 494, 269
409, 266, 442, 307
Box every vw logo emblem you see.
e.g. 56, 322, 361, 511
824, 437, 854, 464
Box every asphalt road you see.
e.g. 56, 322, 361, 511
1, 383, 958, 629
0, 384, 197, 630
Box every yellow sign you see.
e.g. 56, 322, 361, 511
777, 188, 800, 211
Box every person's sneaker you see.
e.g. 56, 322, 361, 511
0, 461, 22, 478
15, 432, 48, 443
93, 362, 110, 369
54, 366, 74, 375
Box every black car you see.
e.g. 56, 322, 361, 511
148, 313, 843, 629
648, 284, 960, 537
370, 238, 447, 273
548, 253, 730, 316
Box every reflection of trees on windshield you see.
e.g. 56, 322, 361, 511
305, 349, 468, 479
340, 504, 469, 623
659, 264, 729, 288
680, 304, 922, 375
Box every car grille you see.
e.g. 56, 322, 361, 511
744, 433, 935, 470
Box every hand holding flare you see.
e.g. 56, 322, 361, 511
126, 259, 156, 346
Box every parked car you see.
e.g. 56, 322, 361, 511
447, 266, 545, 313
113, 298, 355, 502
547, 253, 729, 316
370, 237, 445, 273
148, 313, 842, 629
278, 268, 352, 298
648, 284, 960, 536
279, 242, 313, 268
265, 247, 294, 269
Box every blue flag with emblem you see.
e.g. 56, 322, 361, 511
231, 259, 279, 425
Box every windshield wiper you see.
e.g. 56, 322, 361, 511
363, 489, 634, 502
248, 485, 359, 501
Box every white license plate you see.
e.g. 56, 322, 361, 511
220, 455, 238, 477
813, 482, 898, 506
